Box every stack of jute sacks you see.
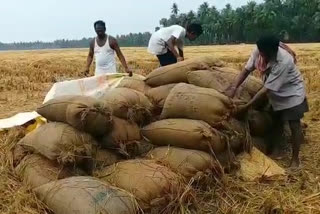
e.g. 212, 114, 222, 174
12, 56, 273, 214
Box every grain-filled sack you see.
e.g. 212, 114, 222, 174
125, 140, 154, 158
161, 83, 234, 127
96, 159, 188, 210
147, 147, 221, 179
102, 88, 153, 124
215, 150, 240, 173
12, 144, 30, 167
117, 76, 151, 93
15, 154, 72, 189
34, 176, 139, 214
187, 70, 252, 102
212, 67, 263, 96
145, 56, 224, 87
100, 117, 153, 158
93, 148, 121, 170
37, 95, 112, 137
145, 84, 177, 109
248, 110, 273, 137
18, 122, 95, 164
142, 119, 226, 153
101, 117, 141, 148
252, 137, 267, 154
221, 118, 251, 154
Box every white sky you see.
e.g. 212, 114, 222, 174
0, 0, 262, 43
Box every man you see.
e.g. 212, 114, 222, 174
226, 35, 308, 168
84, 20, 132, 76
148, 23, 203, 66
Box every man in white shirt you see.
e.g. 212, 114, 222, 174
226, 35, 308, 168
148, 23, 203, 66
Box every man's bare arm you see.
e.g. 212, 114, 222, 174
166, 36, 183, 61
236, 87, 268, 115
225, 68, 252, 98
110, 37, 132, 76
178, 48, 184, 58
247, 87, 268, 107
84, 40, 94, 76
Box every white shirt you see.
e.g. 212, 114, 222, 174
245, 48, 306, 111
148, 25, 186, 55
94, 36, 117, 76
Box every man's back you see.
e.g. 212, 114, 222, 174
148, 25, 186, 55
264, 48, 305, 111
152, 25, 186, 42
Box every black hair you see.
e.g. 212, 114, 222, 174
186, 23, 203, 36
94, 20, 106, 29
256, 35, 280, 58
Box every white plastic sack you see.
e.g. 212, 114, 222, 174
0, 73, 143, 130
43, 73, 129, 103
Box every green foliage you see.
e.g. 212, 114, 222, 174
162, 0, 320, 45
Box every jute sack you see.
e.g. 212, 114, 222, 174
145, 83, 177, 109
18, 122, 95, 165
212, 67, 263, 96
15, 154, 72, 189
93, 148, 121, 170
252, 137, 267, 154
145, 56, 224, 87
142, 119, 226, 153
117, 76, 151, 94
221, 118, 251, 154
12, 144, 30, 167
34, 176, 139, 214
215, 150, 240, 173
187, 70, 252, 102
124, 140, 154, 158
160, 83, 234, 127
95, 159, 190, 210
146, 147, 221, 180
100, 117, 153, 158
101, 117, 141, 153
102, 88, 153, 124
101, 117, 141, 148
248, 110, 273, 137
37, 95, 113, 137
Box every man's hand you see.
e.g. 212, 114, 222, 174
224, 85, 237, 98
177, 57, 184, 62
125, 68, 133, 77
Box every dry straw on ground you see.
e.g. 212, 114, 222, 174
1, 44, 320, 213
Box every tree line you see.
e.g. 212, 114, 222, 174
164, 0, 320, 45
0, 33, 152, 50
1, 0, 319, 50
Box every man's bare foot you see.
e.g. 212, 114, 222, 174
289, 159, 300, 168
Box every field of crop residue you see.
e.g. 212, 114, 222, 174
1, 44, 320, 213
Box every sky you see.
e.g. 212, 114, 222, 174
0, 0, 262, 43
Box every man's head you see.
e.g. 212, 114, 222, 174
257, 35, 280, 60
186, 23, 203, 41
94, 20, 106, 38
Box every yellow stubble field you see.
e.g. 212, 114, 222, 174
0, 44, 320, 213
